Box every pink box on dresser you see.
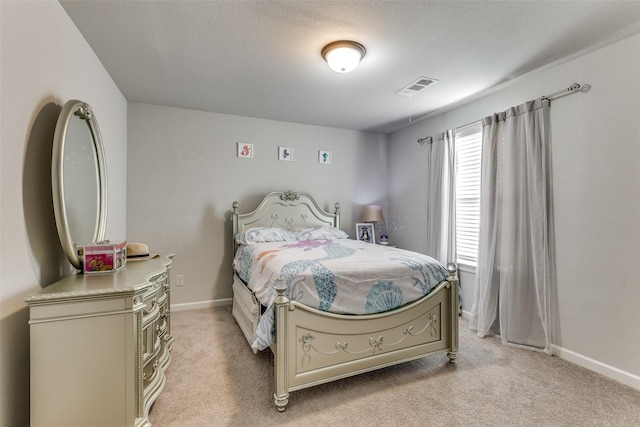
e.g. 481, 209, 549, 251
83, 240, 127, 273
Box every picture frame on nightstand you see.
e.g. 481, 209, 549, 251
356, 223, 375, 244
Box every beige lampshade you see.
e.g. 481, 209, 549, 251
363, 205, 384, 222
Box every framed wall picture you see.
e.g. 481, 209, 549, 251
355, 223, 375, 244
278, 146, 293, 161
318, 150, 332, 164
237, 142, 254, 158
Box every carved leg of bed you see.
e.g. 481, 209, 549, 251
447, 263, 459, 364
273, 392, 289, 412
273, 278, 290, 412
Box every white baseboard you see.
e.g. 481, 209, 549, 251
171, 298, 232, 312
459, 310, 638, 391
552, 344, 640, 392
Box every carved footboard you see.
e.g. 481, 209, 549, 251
272, 264, 459, 411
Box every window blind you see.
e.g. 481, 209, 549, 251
455, 121, 482, 267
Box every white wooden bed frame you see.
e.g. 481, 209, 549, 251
231, 190, 459, 411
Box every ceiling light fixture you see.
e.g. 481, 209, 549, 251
321, 40, 366, 73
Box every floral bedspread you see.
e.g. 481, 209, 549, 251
233, 238, 448, 351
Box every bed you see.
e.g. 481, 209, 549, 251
231, 190, 459, 411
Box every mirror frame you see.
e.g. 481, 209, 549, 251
52, 99, 108, 270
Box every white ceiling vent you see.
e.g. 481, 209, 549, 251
396, 77, 438, 97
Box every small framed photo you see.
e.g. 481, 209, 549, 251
278, 146, 293, 161
318, 150, 332, 165
356, 223, 375, 244
237, 143, 254, 158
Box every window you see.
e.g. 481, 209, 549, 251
455, 121, 482, 267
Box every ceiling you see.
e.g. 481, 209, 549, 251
60, 1, 640, 134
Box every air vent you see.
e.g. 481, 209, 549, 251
396, 76, 438, 97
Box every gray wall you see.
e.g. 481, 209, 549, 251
389, 33, 640, 388
127, 103, 389, 306
0, 2, 127, 426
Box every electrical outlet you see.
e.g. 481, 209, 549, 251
175, 274, 184, 287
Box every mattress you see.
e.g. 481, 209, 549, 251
233, 238, 448, 351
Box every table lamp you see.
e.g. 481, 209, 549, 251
363, 205, 387, 244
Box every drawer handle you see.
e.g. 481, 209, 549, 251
143, 299, 157, 315
143, 359, 160, 382
157, 323, 167, 338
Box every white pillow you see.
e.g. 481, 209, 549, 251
295, 226, 349, 241
235, 227, 297, 245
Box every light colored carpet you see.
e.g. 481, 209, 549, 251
149, 306, 640, 426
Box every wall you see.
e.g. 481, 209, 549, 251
389, 33, 640, 389
0, 2, 127, 425
127, 103, 389, 307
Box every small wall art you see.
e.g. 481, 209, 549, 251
318, 150, 332, 165
237, 143, 254, 158
278, 146, 293, 161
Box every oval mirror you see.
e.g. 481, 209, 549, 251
52, 100, 107, 270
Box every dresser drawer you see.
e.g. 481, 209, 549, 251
143, 270, 167, 309
142, 290, 168, 358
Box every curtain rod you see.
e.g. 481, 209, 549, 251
541, 82, 591, 103
418, 82, 591, 144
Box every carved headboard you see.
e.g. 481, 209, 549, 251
232, 191, 341, 253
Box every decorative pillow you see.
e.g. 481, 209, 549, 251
235, 227, 297, 245
295, 226, 349, 240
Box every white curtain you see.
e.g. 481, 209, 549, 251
425, 130, 456, 265
469, 99, 556, 354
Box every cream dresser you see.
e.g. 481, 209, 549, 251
25, 255, 174, 427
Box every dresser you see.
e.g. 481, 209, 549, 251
25, 255, 174, 427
